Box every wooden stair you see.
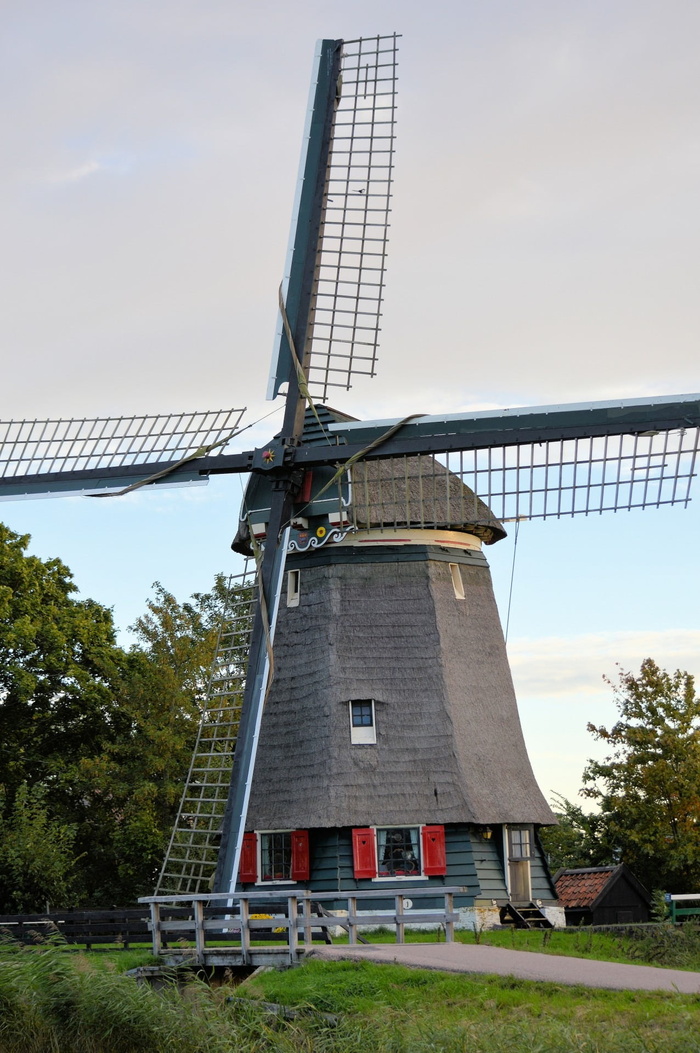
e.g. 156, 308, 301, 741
499, 902, 553, 929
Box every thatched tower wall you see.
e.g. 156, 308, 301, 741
246, 538, 554, 830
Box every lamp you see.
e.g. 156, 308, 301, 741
482, 826, 493, 841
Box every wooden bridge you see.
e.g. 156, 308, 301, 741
139, 887, 463, 968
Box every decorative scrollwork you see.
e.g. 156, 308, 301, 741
287, 527, 353, 554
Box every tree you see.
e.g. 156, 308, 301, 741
0, 523, 125, 803
538, 793, 611, 873
128, 576, 233, 704
582, 659, 700, 891
0, 783, 81, 913
0, 523, 231, 908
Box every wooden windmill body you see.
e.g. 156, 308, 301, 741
1, 35, 699, 928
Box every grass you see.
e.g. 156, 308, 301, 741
3, 928, 700, 1052
242, 957, 700, 1052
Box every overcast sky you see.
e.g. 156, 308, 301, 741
1, 0, 699, 805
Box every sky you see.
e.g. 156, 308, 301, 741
1, 0, 699, 807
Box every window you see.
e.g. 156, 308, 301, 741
449, 563, 465, 600
508, 827, 531, 860
349, 699, 376, 744
351, 825, 446, 879
261, 831, 292, 881
378, 827, 421, 877
287, 570, 300, 607
238, 830, 310, 884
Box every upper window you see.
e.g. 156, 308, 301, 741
286, 569, 300, 607
349, 699, 376, 744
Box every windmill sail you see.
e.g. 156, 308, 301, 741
0, 408, 245, 498
267, 34, 399, 402
348, 428, 700, 528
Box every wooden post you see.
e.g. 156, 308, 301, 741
239, 897, 250, 965
194, 899, 205, 962
287, 896, 298, 964
302, 894, 313, 947
445, 893, 454, 943
149, 902, 162, 957
395, 895, 405, 944
348, 896, 358, 945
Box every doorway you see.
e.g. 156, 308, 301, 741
506, 826, 532, 902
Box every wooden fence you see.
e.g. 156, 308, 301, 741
0, 909, 151, 950
139, 887, 463, 966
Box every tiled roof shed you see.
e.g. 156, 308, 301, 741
553, 865, 652, 926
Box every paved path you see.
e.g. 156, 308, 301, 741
309, 942, 700, 993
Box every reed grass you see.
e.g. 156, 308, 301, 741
3, 935, 700, 1052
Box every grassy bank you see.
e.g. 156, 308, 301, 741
2, 940, 700, 1053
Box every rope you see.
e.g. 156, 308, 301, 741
277, 284, 333, 446
503, 515, 517, 640
88, 405, 281, 499
305, 412, 425, 508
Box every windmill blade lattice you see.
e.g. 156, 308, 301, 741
347, 427, 700, 530
156, 564, 257, 896
307, 34, 398, 398
0, 408, 246, 498
269, 34, 398, 403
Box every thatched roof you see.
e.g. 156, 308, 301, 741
349, 455, 506, 544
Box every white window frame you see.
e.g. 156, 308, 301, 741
449, 563, 465, 600
371, 825, 429, 882
256, 829, 296, 885
286, 569, 300, 607
349, 699, 377, 745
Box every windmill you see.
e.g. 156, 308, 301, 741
1, 34, 699, 925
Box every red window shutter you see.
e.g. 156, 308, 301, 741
352, 828, 377, 879
239, 832, 257, 883
291, 830, 310, 881
421, 825, 447, 876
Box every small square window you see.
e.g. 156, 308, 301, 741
287, 570, 300, 607
349, 699, 376, 744
351, 701, 373, 727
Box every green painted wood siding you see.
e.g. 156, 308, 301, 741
303, 826, 479, 908
470, 830, 508, 898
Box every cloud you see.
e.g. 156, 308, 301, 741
46, 160, 104, 184
508, 630, 700, 698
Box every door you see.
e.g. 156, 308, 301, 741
507, 826, 532, 902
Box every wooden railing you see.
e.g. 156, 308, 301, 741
0, 909, 151, 950
668, 893, 700, 923
139, 887, 463, 965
